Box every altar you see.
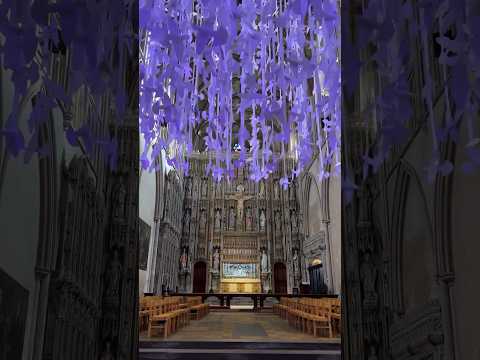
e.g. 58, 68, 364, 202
220, 278, 261, 293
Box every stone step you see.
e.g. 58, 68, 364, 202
139, 341, 341, 360
140, 340, 340, 350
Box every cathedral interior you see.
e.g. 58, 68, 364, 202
137, 0, 343, 356
1, 0, 480, 360
138, 152, 342, 358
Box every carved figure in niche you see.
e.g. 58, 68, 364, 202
291, 209, 298, 230
200, 209, 208, 232
274, 181, 279, 199
215, 181, 222, 196
259, 181, 265, 197
180, 247, 188, 271
201, 178, 208, 197
289, 184, 296, 200
225, 184, 254, 222
292, 250, 299, 279
360, 252, 378, 308
113, 180, 126, 218
228, 206, 236, 230
245, 207, 253, 231
183, 209, 191, 234
275, 211, 281, 232
214, 209, 221, 230
259, 209, 266, 231
261, 249, 269, 273
105, 249, 122, 298
212, 248, 220, 272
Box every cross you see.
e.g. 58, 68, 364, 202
225, 185, 255, 221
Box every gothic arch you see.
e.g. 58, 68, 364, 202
43, 155, 106, 359
273, 262, 288, 294
302, 173, 314, 237
433, 138, 457, 359
433, 140, 455, 278
390, 160, 434, 315
301, 171, 334, 292
192, 261, 207, 293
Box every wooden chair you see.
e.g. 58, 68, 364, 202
310, 301, 332, 338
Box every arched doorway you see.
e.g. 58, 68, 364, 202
273, 262, 287, 294
193, 261, 207, 293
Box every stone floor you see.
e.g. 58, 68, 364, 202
140, 311, 341, 359
140, 311, 337, 342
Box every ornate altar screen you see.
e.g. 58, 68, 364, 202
220, 262, 261, 293
223, 263, 257, 278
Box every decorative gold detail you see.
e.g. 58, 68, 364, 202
220, 278, 261, 293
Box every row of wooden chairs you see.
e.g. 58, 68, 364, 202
184, 296, 209, 320
139, 296, 209, 338
273, 298, 341, 338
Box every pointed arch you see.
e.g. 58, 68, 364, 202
390, 160, 434, 315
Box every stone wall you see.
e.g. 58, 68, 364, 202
0, 32, 139, 360
342, 0, 480, 359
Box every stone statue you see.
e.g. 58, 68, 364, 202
201, 178, 207, 197
292, 250, 299, 278
200, 209, 206, 229
214, 209, 221, 230
289, 184, 295, 200
360, 252, 378, 308
228, 206, 236, 230
259, 181, 265, 197
260, 210, 266, 231
113, 180, 126, 218
105, 249, 122, 298
212, 248, 220, 272
245, 207, 253, 231
180, 247, 188, 271
291, 210, 298, 230
183, 210, 190, 234
215, 181, 222, 196
274, 182, 279, 199
226, 184, 254, 222
275, 211, 281, 232
261, 249, 268, 273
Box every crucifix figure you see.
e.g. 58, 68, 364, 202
225, 184, 255, 224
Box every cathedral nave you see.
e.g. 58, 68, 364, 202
138, 153, 342, 359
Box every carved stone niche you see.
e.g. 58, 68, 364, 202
390, 300, 444, 360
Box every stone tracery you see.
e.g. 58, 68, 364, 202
177, 157, 305, 294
